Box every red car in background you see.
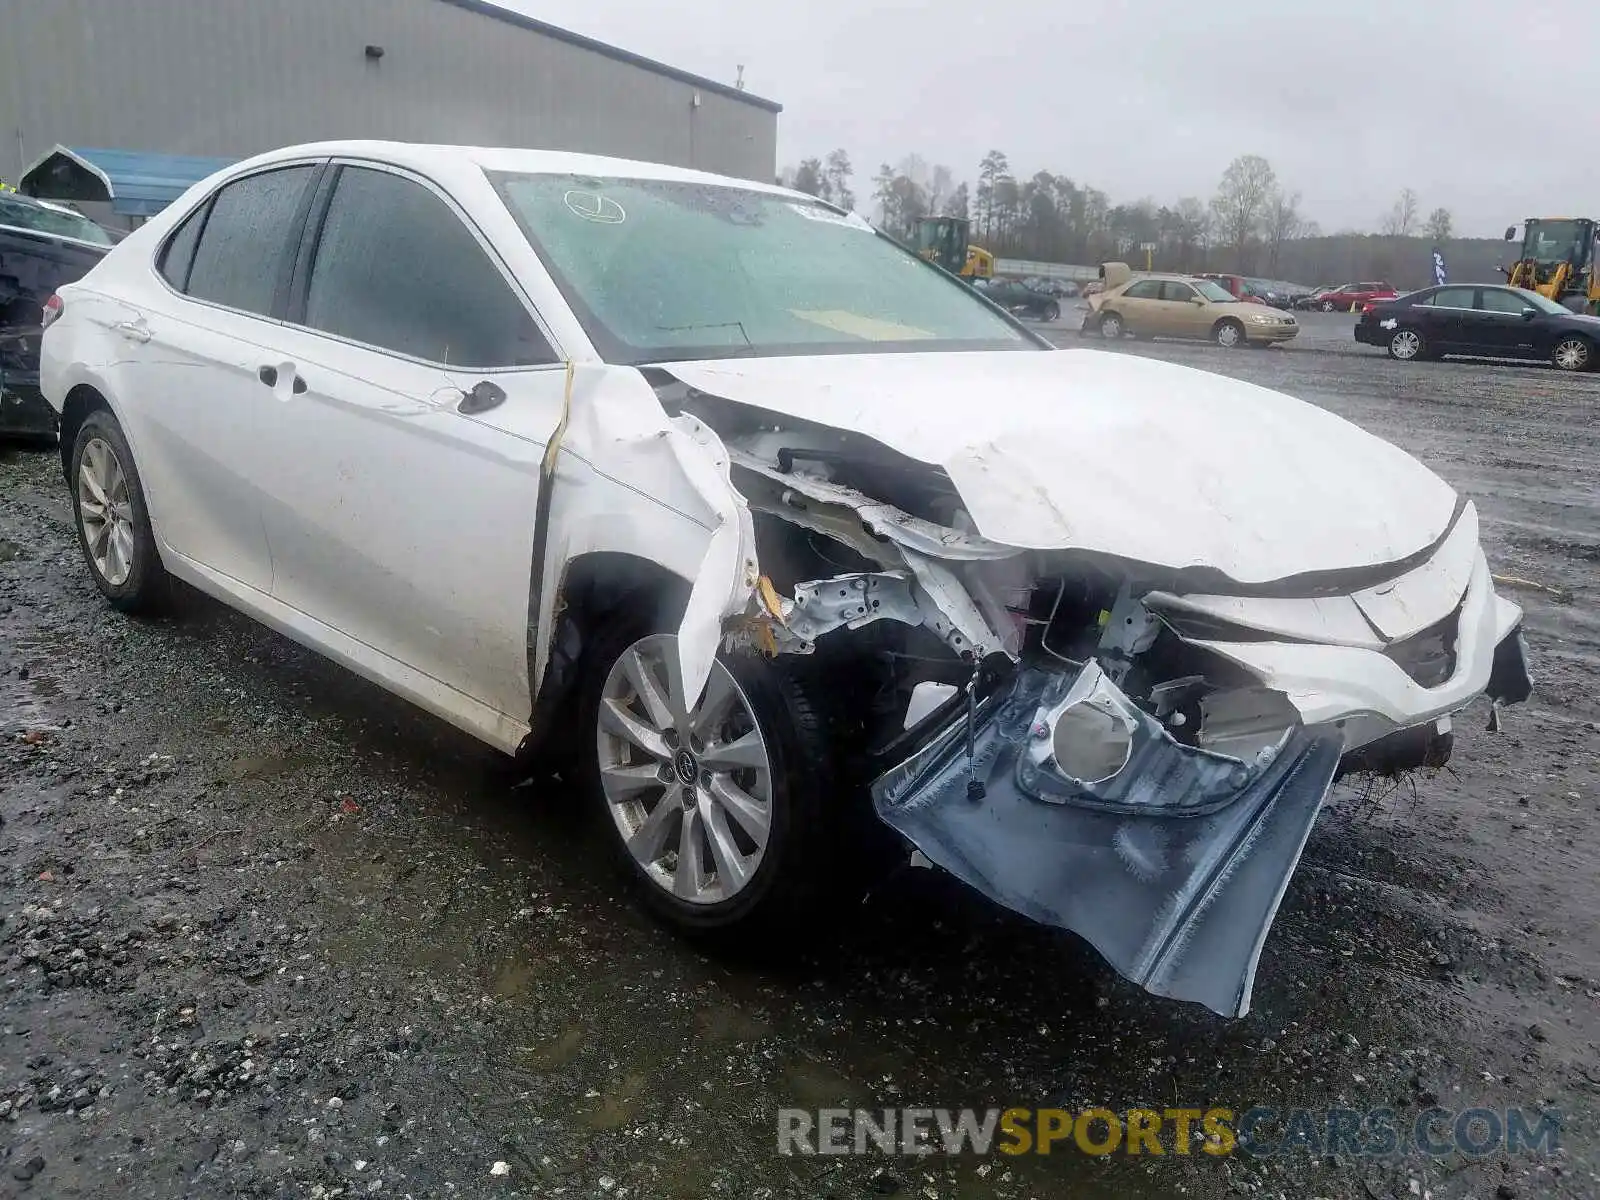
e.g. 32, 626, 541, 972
1195, 273, 1269, 304
1311, 282, 1398, 312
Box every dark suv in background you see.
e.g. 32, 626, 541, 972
1, 193, 114, 439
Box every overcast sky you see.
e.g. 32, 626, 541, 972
499, 0, 1595, 236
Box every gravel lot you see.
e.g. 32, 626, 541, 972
2, 311, 1597, 1199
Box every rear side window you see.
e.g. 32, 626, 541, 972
185, 166, 316, 316
302, 166, 554, 368
1123, 280, 1162, 300
157, 206, 207, 290
1431, 287, 1475, 308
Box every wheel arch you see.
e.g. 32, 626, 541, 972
522, 548, 694, 762
57, 383, 115, 484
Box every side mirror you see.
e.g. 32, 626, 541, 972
1521, 307, 1538, 320
1504, 226, 1517, 242
1191, 296, 1207, 305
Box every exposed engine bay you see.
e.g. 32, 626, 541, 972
639, 367, 1533, 1019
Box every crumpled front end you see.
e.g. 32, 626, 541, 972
873, 662, 1343, 1018
656, 370, 1532, 1019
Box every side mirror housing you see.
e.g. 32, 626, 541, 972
1521, 307, 1538, 320
1191, 296, 1207, 305
1504, 226, 1517, 242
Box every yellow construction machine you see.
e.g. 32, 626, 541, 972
1503, 218, 1600, 313
914, 216, 994, 280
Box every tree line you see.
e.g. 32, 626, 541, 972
780, 150, 1478, 288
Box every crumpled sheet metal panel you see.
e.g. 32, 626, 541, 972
872, 668, 1342, 1019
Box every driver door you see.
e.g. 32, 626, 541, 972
247, 162, 568, 732
1159, 279, 1210, 336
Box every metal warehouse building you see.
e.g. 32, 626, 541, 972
0, 0, 781, 214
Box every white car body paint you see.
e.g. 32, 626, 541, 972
38, 138, 1520, 764
659, 350, 1459, 582
1380, 318, 1398, 330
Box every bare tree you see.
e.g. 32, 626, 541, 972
1425, 206, 1454, 243
1264, 188, 1303, 273
1381, 188, 1420, 237
1210, 154, 1278, 270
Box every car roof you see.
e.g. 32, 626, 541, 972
233, 139, 810, 201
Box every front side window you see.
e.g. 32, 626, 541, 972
185, 166, 316, 316
490, 172, 1034, 364
1193, 279, 1234, 303
1478, 289, 1530, 315
1160, 281, 1197, 302
303, 167, 554, 368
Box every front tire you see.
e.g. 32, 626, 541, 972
69, 410, 170, 613
579, 622, 840, 935
1042, 302, 1060, 323
1388, 328, 1426, 361
1213, 319, 1245, 348
1320, 300, 1335, 312
1552, 335, 1592, 372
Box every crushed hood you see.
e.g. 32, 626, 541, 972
659, 350, 1458, 585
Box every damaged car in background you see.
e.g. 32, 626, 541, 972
38, 142, 1532, 1020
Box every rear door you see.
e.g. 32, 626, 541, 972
1417, 285, 1476, 349
105, 163, 322, 592
1114, 279, 1164, 333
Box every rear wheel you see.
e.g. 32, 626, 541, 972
1388, 328, 1426, 361
1098, 311, 1124, 338
1552, 335, 1592, 372
69, 410, 171, 613
1320, 299, 1335, 312
1213, 319, 1245, 348
580, 622, 843, 936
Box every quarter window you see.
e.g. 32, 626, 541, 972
158, 205, 207, 291
1478, 289, 1530, 314
1123, 280, 1163, 300
185, 166, 316, 316
303, 166, 553, 368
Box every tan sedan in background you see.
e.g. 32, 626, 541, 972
1086, 266, 1300, 348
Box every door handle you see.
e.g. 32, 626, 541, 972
114, 320, 151, 344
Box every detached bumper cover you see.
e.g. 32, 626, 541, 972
872, 665, 1342, 1019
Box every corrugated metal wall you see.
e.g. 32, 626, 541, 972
0, 0, 779, 188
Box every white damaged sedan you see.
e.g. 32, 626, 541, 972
39, 142, 1531, 1018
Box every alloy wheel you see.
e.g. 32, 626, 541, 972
1390, 330, 1422, 360
77, 437, 136, 586
1554, 338, 1590, 371
596, 634, 773, 905
1100, 313, 1123, 338
1215, 322, 1242, 348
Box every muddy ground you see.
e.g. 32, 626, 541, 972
1, 312, 1597, 1199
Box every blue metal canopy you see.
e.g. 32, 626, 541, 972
19, 146, 234, 216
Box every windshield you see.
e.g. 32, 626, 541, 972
1192, 279, 1234, 303
0, 194, 113, 245
1523, 220, 1590, 265
1512, 287, 1571, 315
489, 173, 1034, 363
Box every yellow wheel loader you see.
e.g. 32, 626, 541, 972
1503, 218, 1600, 314
914, 216, 994, 280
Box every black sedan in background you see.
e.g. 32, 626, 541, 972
1, 192, 114, 438
1356, 284, 1600, 372
974, 278, 1062, 322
